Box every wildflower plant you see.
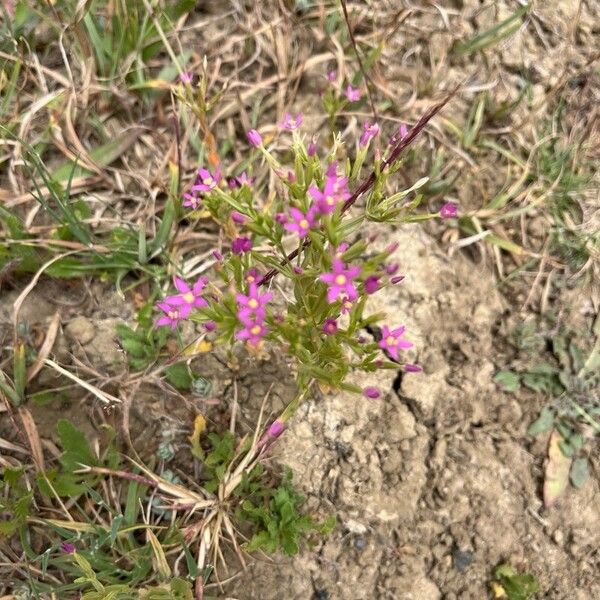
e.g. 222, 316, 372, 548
159, 78, 457, 441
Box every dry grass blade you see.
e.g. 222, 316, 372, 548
17, 406, 45, 472
26, 312, 61, 383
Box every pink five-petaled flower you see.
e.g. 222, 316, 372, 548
308, 163, 350, 215
236, 171, 254, 187
279, 112, 303, 130
192, 167, 221, 193
359, 121, 380, 146
247, 129, 262, 147
183, 192, 200, 209
236, 283, 272, 324
236, 319, 268, 346
284, 207, 317, 238
169, 276, 209, 309
364, 275, 379, 294
379, 325, 413, 361
155, 299, 191, 330
231, 237, 252, 255
363, 386, 381, 399
319, 258, 361, 304
345, 85, 361, 102
322, 318, 338, 335
439, 202, 458, 219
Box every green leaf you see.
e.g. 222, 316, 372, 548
527, 407, 554, 436
570, 457, 589, 489
494, 563, 540, 600
493, 370, 521, 393
165, 363, 193, 390
57, 420, 96, 471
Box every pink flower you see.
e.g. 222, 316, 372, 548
180, 72, 193, 84
247, 129, 262, 147
236, 172, 254, 186
340, 296, 353, 314
235, 319, 268, 346
204, 320, 217, 332
379, 325, 413, 360
322, 318, 338, 335
345, 85, 361, 102
61, 542, 76, 554
236, 283, 272, 324
231, 237, 252, 255
155, 300, 191, 330
279, 112, 303, 130
308, 163, 350, 214
404, 363, 422, 373
307, 136, 318, 157
183, 192, 200, 209
168, 276, 209, 309
319, 258, 361, 304
284, 207, 317, 238
327, 70, 336, 82
364, 275, 379, 294
231, 211, 247, 224
440, 202, 458, 219
192, 167, 221, 192
275, 212, 288, 224
385, 262, 399, 275
268, 420, 285, 438
244, 267, 260, 285
389, 123, 409, 146
359, 121, 380, 146
363, 386, 381, 399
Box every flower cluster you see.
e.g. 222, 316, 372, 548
155, 277, 208, 329
235, 283, 272, 346
183, 166, 221, 209
152, 69, 461, 424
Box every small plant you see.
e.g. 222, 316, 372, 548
155, 70, 458, 450
491, 563, 539, 600
494, 315, 600, 505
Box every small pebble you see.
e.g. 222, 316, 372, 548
451, 544, 474, 572
354, 537, 366, 551
65, 316, 95, 345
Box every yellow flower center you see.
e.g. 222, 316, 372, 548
168, 310, 178, 319
183, 292, 194, 303
248, 298, 259, 309
251, 325, 261, 335
386, 336, 397, 347
335, 274, 346, 285
299, 219, 309, 229
204, 177, 213, 186
326, 197, 335, 205
246, 275, 255, 283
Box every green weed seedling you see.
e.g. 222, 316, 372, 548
494, 316, 600, 502
492, 563, 539, 600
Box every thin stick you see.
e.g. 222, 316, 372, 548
340, 0, 378, 121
